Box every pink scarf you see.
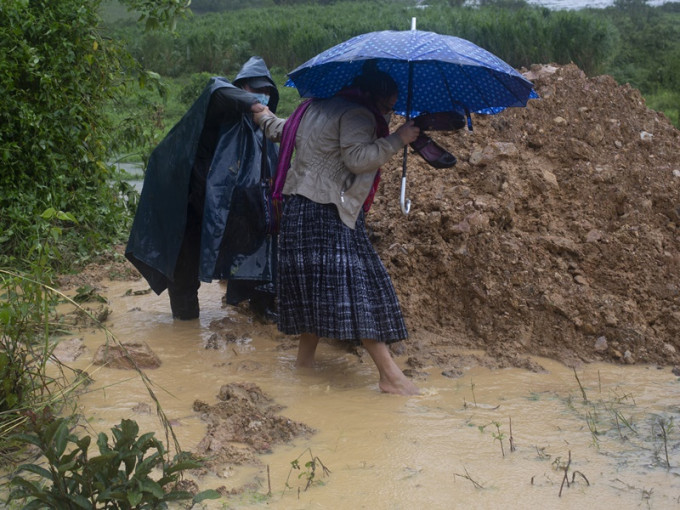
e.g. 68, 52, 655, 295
273, 88, 389, 214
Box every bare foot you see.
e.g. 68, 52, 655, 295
295, 359, 315, 369
378, 373, 420, 396
360, 338, 419, 395
296, 333, 319, 368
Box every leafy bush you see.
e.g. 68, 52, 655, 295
8, 414, 219, 509
0, 0, 139, 272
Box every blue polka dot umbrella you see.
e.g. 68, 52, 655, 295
286, 28, 538, 117
285, 27, 538, 214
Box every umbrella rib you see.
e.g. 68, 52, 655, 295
431, 60, 468, 114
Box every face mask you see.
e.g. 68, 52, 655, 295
252, 93, 270, 106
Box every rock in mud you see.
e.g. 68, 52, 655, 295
52, 337, 87, 362
92, 341, 161, 369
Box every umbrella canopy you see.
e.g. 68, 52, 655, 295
286, 29, 538, 117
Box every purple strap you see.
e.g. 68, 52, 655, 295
272, 99, 313, 201
272, 88, 389, 213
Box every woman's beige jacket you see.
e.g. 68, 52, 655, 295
259, 96, 404, 228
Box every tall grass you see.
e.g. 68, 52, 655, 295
103, 0, 680, 133
0, 270, 82, 460
114, 3, 617, 77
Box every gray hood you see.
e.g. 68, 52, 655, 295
233, 56, 279, 113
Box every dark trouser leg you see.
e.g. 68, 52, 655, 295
168, 205, 201, 320
249, 285, 276, 320
225, 280, 277, 323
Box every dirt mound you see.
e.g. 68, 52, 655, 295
372, 63, 680, 368
192, 382, 313, 468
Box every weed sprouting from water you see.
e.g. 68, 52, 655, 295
509, 416, 516, 452
653, 416, 674, 469
557, 450, 591, 497
585, 409, 600, 446
477, 419, 514, 458
562, 368, 679, 476
573, 367, 588, 403
492, 421, 506, 457
453, 466, 485, 489
284, 448, 331, 495
463, 379, 478, 409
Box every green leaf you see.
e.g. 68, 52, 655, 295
96, 431, 111, 453
161, 490, 194, 501
12, 432, 43, 449
165, 459, 202, 474
9, 476, 44, 497
67, 493, 94, 509
53, 420, 70, 458
14, 463, 53, 481
139, 479, 164, 498
119, 418, 139, 439
40, 207, 57, 220
23, 500, 55, 510
127, 490, 142, 506
76, 435, 92, 451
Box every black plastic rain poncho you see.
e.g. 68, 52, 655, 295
125, 57, 279, 296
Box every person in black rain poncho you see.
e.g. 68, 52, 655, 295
126, 56, 279, 321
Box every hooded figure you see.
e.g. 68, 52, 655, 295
125, 56, 280, 320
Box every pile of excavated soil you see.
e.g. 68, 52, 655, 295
371, 63, 680, 369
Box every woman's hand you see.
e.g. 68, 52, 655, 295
395, 120, 420, 145
252, 105, 273, 125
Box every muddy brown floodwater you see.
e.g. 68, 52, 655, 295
55, 278, 679, 510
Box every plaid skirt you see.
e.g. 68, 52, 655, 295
277, 195, 408, 344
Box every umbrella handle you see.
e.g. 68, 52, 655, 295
400, 144, 411, 215
400, 59, 414, 216
400, 176, 411, 215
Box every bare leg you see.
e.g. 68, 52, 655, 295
361, 339, 419, 395
296, 333, 320, 368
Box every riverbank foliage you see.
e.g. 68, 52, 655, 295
0, 0, 197, 502
1, 0, 135, 275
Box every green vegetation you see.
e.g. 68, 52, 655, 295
1, 0, 142, 274
0, 1, 217, 506
109, 1, 617, 78
7, 415, 219, 508
285, 448, 331, 493
99, 0, 679, 162
603, 0, 680, 125
0, 210, 89, 444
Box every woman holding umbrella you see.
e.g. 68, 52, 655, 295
254, 65, 420, 395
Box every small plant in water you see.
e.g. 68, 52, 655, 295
556, 450, 590, 497
492, 421, 506, 457
453, 466, 485, 489
284, 448, 331, 494
654, 415, 674, 469
7, 411, 219, 509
